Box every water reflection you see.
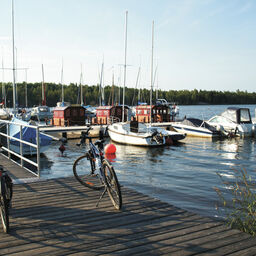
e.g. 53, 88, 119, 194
114, 143, 166, 164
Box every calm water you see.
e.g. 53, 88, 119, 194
39, 104, 256, 219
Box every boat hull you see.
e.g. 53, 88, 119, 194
172, 124, 219, 138
108, 126, 163, 146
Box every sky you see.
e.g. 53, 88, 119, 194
0, 0, 256, 92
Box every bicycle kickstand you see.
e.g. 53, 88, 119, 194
96, 187, 107, 207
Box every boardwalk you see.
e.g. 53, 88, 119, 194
0, 156, 255, 255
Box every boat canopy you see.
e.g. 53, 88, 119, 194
181, 118, 217, 132
221, 107, 251, 124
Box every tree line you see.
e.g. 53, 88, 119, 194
0, 82, 256, 107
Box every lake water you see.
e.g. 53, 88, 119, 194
39, 104, 256, 219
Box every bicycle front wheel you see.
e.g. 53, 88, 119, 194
73, 154, 104, 190
103, 160, 122, 210
0, 180, 9, 233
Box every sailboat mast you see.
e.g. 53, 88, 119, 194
132, 66, 141, 106
61, 59, 64, 103
150, 21, 154, 124
1, 55, 6, 106
99, 61, 104, 106
111, 69, 114, 106
25, 69, 28, 108
41, 64, 46, 105
122, 11, 128, 122
12, 0, 17, 113
80, 64, 84, 106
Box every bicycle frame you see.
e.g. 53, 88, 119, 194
87, 138, 107, 185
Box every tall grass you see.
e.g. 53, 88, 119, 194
214, 168, 256, 236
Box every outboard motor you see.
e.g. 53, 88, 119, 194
152, 132, 164, 145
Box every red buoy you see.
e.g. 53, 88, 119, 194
104, 144, 116, 154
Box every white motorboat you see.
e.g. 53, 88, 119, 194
0, 108, 11, 120
108, 121, 185, 146
16, 108, 31, 121
207, 107, 256, 137
30, 105, 53, 121
0, 104, 11, 120
108, 122, 166, 146
172, 118, 225, 138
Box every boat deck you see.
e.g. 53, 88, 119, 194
0, 157, 255, 255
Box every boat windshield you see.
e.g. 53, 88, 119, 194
39, 107, 49, 112
240, 109, 251, 123
221, 109, 237, 123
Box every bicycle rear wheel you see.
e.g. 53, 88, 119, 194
103, 160, 122, 210
73, 153, 104, 190
0, 179, 9, 233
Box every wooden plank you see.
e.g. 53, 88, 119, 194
0, 154, 37, 180
0, 158, 255, 256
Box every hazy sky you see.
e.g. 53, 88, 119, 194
0, 0, 256, 92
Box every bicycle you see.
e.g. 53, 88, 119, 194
0, 166, 13, 233
73, 127, 122, 210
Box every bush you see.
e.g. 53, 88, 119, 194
214, 168, 256, 236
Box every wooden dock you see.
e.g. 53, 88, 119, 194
0, 156, 256, 255
39, 125, 107, 139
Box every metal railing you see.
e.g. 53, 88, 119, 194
0, 119, 41, 177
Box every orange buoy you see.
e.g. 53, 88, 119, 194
104, 143, 116, 154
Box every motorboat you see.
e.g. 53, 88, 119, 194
108, 122, 165, 146
207, 107, 256, 137
0, 103, 11, 120
108, 121, 185, 146
30, 105, 53, 121
16, 108, 31, 121
172, 118, 225, 138
1, 117, 53, 155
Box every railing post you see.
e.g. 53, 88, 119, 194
36, 126, 41, 177
7, 122, 10, 159
20, 125, 23, 167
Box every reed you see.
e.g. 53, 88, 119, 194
214, 168, 256, 236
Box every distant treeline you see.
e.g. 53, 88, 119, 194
1, 82, 256, 107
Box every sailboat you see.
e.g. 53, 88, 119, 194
2, 0, 53, 155
108, 15, 182, 146
0, 55, 11, 120
30, 64, 53, 121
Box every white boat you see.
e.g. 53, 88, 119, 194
0, 104, 11, 120
108, 120, 186, 146
108, 17, 185, 146
16, 108, 31, 121
30, 105, 53, 121
207, 107, 256, 137
172, 118, 225, 138
30, 65, 53, 121
108, 122, 166, 146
